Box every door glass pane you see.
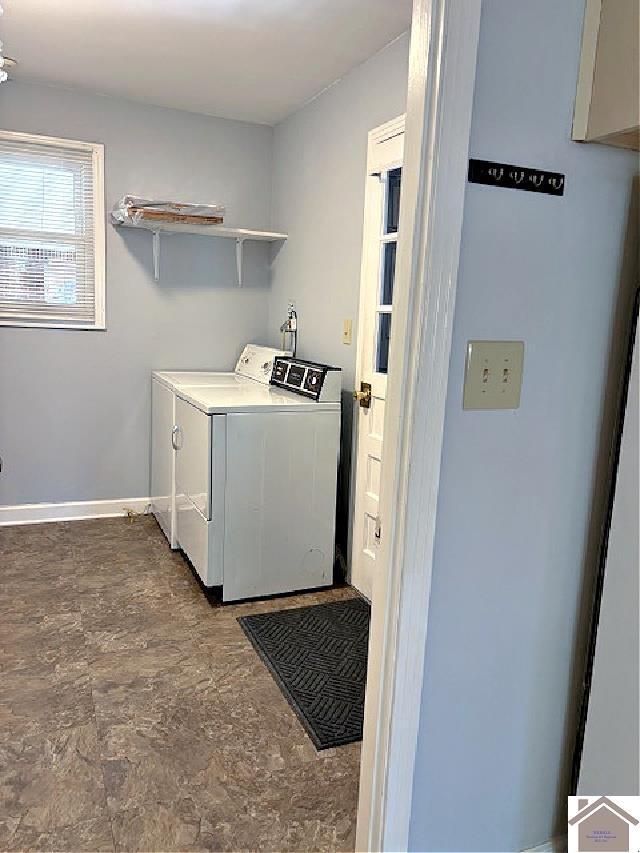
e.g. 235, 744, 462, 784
385, 167, 402, 234
376, 312, 392, 374
381, 241, 396, 305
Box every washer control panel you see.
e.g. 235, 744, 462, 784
235, 344, 289, 384
270, 357, 341, 403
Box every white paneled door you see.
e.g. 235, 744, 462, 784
351, 116, 404, 600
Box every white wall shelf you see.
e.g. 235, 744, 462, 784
112, 217, 288, 286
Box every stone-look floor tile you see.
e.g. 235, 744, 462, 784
0, 815, 22, 851
5, 816, 115, 853
0, 523, 75, 564
208, 812, 356, 853
0, 517, 360, 852
110, 799, 219, 852
68, 517, 167, 567
0, 585, 80, 627
0, 723, 108, 833
0, 610, 84, 642
79, 591, 209, 655
0, 556, 79, 592
92, 675, 250, 813
0, 611, 86, 673
0, 660, 95, 739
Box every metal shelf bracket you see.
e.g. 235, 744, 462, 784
235, 237, 245, 287
152, 231, 160, 282
116, 222, 287, 285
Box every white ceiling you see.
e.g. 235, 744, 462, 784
1, 0, 412, 125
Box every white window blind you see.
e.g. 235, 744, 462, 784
0, 131, 105, 329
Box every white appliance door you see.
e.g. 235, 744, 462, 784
223, 410, 340, 601
175, 397, 212, 520
175, 398, 226, 585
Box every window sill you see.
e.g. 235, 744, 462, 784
0, 320, 106, 330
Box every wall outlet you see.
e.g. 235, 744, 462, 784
343, 318, 353, 345
463, 340, 524, 410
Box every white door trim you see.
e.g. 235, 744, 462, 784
355, 1, 482, 851
369, 113, 406, 146
572, 0, 602, 141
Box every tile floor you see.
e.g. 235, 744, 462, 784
0, 516, 361, 852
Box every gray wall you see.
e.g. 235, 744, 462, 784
0, 83, 273, 506
268, 34, 409, 562
408, 1, 639, 850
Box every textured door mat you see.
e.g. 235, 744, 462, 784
238, 597, 370, 750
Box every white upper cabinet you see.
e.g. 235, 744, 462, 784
573, 0, 640, 150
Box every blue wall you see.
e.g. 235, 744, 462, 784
0, 83, 273, 506
0, 44, 410, 515
408, 1, 638, 850
268, 35, 409, 561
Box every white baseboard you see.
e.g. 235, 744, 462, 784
0, 497, 152, 527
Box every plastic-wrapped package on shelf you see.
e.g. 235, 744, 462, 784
111, 196, 225, 226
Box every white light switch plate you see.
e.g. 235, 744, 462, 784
343, 318, 353, 345
463, 340, 524, 410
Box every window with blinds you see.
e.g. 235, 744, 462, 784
0, 131, 105, 329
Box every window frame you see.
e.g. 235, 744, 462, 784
0, 129, 106, 330
375, 162, 402, 374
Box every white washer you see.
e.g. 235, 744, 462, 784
154, 343, 286, 391
151, 347, 341, 601
151, 345, 287, 548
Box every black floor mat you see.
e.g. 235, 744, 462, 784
238, 597, 370, 750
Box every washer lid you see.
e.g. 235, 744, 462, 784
175, 383, 341, 414
153, 370, 245, 389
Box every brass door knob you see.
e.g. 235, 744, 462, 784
353, 382, 372, 409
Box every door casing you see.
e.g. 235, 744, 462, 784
355, 1, 482, 850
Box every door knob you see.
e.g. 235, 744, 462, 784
353, 381, 372, 409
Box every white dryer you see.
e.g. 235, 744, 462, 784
151, 347, 341, 601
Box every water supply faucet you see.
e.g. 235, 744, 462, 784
280, 303, 297, 356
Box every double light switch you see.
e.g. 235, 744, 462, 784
463, 340, 524, 410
